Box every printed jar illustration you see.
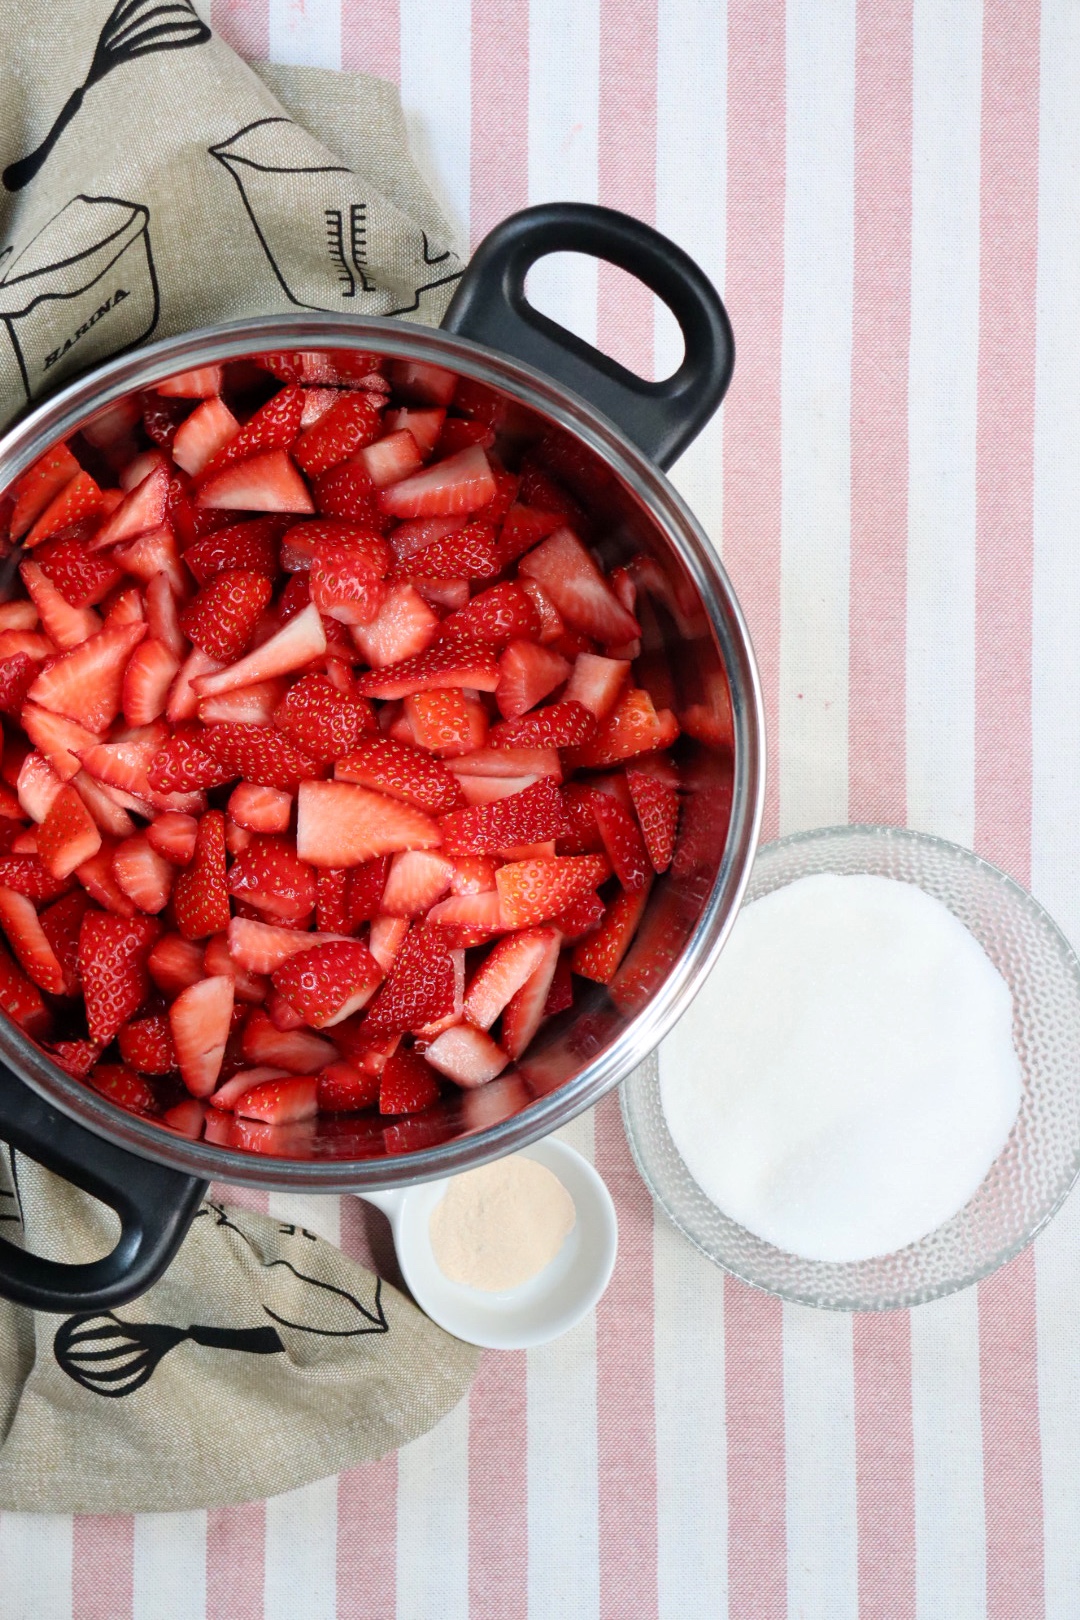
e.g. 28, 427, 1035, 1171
210, 117, 461, 318
0, 194, 159, 410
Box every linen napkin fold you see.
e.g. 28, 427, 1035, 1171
0, 1, 478, 1513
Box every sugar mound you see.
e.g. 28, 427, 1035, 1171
659, 872, 1023, 1263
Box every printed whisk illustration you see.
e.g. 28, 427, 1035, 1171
3, 0, 211, 192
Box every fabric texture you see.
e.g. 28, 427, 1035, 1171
0, 0, 477, 1517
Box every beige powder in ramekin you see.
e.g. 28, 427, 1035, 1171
430, 1157, 576, 1292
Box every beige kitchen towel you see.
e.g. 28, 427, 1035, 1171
0, 0, 478, 1513
0, 0, 465, 431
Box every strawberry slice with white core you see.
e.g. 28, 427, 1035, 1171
389, 359, 458, 405
235, 1073, 319, 1124
210, 1065, 290, 1111
454, 772, 540, 806
20, 704, 101, 782
368, 914, 408, 973
157, 365, 223, 398
166, 647, 225, 723
122, 638, 180, 726
16, 752, 63, 823
171, 397, 240, 476
74, 770, 142, 836
9, 443, 81, 538
28, 621, 147, 733
446, 746, 561, 779
112, 833, 174, 912
356, 428, 424, 488
463, 927, 559, 1031
501, 934, 563, 1059
241, 1009, 337, 1072
226, 915, 348, 975
380, 850, 454, 916
37, 784, 102, 878
146, 811, 198, 865
169, 974, 235, 1097
349, 583, 439, 668
19, 561, 101, 648
425, 888, 505, 946
91, 465, 169, 550
296, 780, 441, 868
192, 603, 327, 698
0, 886, 67, 994
227, 782, 293, 833
148, 932, 205, 995
271, 939, 383, 1027
197, 450, 315, 513
519, 527, 640, 645
382, 407, 445, 458
197, 677, 287, 726
379, 445, 496, 520
495, 640, 572, 720
424, 1024, 508, 1088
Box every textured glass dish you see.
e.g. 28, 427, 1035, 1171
621, 824, 1080, 1310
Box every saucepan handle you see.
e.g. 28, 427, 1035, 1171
0, 1064, 206, 1312
441, 202, 734, 470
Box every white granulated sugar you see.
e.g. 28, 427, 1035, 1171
659, 872, 1023, 1262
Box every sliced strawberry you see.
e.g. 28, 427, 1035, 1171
88, 1064, 158, 1115
488, 700, 596, 749
385, 407, 447, 457
464, 927, 559, 1032
586, 790, 651, 892
74, 842, 138, 917
0, 886, 66, 993
173, 810, 230, 940
0, 943, 49, 1036
519, 528, 639, 645
518, 456, 591, 532
197, 677, 287, 726
356, 428, 425, 488
494, 640, 572, 721
49, 1038, 102, 1077
35, 534, 123, 607
161, 1098, 207, 1137
405, 689, 488, 758
390, 513, 469, 561
21, 704, 101, 781
226, 915, 343, 976
165, 648, 224, 723
318, 1059, 381, 1112
241, 1008, 336, 1073
118, 1013, 178, 1074
433, 416, 494, 457
0, 654, 39, 718
9, 443, 81, 538
202, 723, 320, 791
179, 570, 273, 661
27, 621, 147, 733
227, 782, 293, 834
449, 855, 497, 895
79, 911, 161, 1044
197, 451, 314, 514
271, 672, 369, 763
171, 397, 241, 476
313, 462, 385, 528
378, 1047, 441, 1115
314, 867, 352, 934
626, 767, 679, 873
440, 582, 541, 647
544, 951, 574, 1015
423, 1024, 507, 1087
552, 889, 606, 940
496, 853, 610, 930
121, 638, 180, 727
379, 446, 495, 520
395, 520, 498, 580
309, 546, 388, 626
25, 472, 103, 549
354, 636, 499, 701
227, 835, 316, 922
203, 930, 270, 1004
183, 517, 283, 584
148, 931, 205, 995
0, 855, 74, 901
146, 811, 198, 865
350, 583, 438, 668
349, 855, 393, 924
447, 745, 562, 780
365, 924, 455, 1034
19, 561, 101, 648
199, 386, 304, 481
426, 888, 505, 947
157, 365, 223, 398
170, 974, 235, 1096
380, 850, 454, 916
495, 503, 563, 568
233, 1073, 318, 1124
271, 939, 382, 1027
110, 833, 173, 912
146, 730, 230, 793
438, 776, 567, 856
192, 603, 326, 697
567, 687, 680, 768
296, 781, 441, 867
92, 465, 169, 550
389, 358, 457, 406
17, 752, 63, 824
280, 515, 388, 571
501, 931, 563, 1059
142, 394, 191, 448
570, 881, 653, 983
210, 1064, 290, 1111
293, 390, 383, 477
37, 784, 102, 879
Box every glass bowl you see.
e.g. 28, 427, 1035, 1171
621, 824, 1080, 1310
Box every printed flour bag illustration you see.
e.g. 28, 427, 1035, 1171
0, 193, 158, 406
210, 117, 462, 317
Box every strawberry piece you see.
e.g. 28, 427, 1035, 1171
272, 672, 370, 763
202, 723, 320, 791
489, 700, 597, 750
74, 842, 137, 917
24, 472, 103, 549
496, 853, 610, 930
166, 648, 226, 723
385, 407, 446, 457
501, 931, 563, 1059
378, 1047, 441, 1115
79, 911, 161, 1044
172, 397, 241, 476
170, 974, 235, 1096
227, 835, 316, 922
296, 781, 441, 867
241, 1008, 336, 1072
356, 429, 425, 488
318, 1059, 381, 1112
9, 443, 81, 537
518, 456, 591, 532
0, 942, 49, 1036
449, 856, 497, 895
235, 1073, 319, 1124
271, 939, 382, 1027
626, 767, 679, 873
148, 932, 205, 995
447, 745, 562, 781
395, 520, 499, 580
0, 886, 66, 993
405, 689, 488, 757
226, 916, 346, 976
438, 776, 567, 856
293, 390, 383, 476
147, 730, 230, 793
354, 636, 499, 700
586, 790, 651, 892
0, 654, 40, 717
350, 583, 439, 668
519, 528, 639, 645
192, 603, 327, 697
570, 882, 653, 983
142, 394, 190, 448
197, 450, 314, 514
118, 637, 179, 727
37, 784, 102, 879
380, 850, 454, 916
49, 1038, 102, 1077
35, 534, 122, 606
227, 782, 293, 834
17, 752, 63, 824
179, 570, 273, 661
203, 930, 270, 1004
544, 951, 574, 1015
423, 1024, 507, 1088
309, 545, 388, 626
365, 924, 456, 1035
118, 1013, 178, 1075
567, 687, 680, 768
197, 677, 288, 727
210, 1064, 290, 1111
162, 1098, 207, 1137
348, 855, 392, 924
27, 621, 147, 733
389, 358, 458, 406
146, 811, 198, 865
111, 832, 175, 912
495, 503, 563, 568
199, 386, 304, 481
552, 889, 606, 940
370, 916, 413, 974
92, 465, 169, 551
379, 446, 496, 519
88, 1064, 158, 1114
158, 366, 223, 398
464, 927, 560, 1031
173, 810, 230, 940
20, 560, 101, 648
426, 888, 505, 948
0, 855, 74, 901
441, 582, 542, 646
21, 705, 100, 782
281, 515, 388, 570
495, 640, 572, 720
313, 462, 386, 529
563, 652, 630, 719
183, 517, 284, 585
434, 417, 495, 457
315, 867, 352, 933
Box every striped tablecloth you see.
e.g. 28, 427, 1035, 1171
3, 0, 1078, 1615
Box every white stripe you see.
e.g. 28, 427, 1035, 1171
906, 0, 982, 847
778, 0, 856, 834
264, 1477, 338, 1620
0, 1512, 73, 1620
132, 1512, 207, 1620
396, 1391, 470, 1619
655, 0, 726, 536
783, 1306, 858, 1620
399, 0, 473, 254
267, 0, 342, 70
526, 0, 600, 346
526, 1111, 600, 1620
910, 1288, 987, 1620
1031, 6, 1080, 1618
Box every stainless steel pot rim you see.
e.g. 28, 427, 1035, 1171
0, 313, 765, 1189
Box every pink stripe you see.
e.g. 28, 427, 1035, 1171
341, 0, 400, 83
848, 0, 913, 827
593, 1090, 658, 1620
337, 1458, 397, 1620
722, 0, 786, 844
209, 1182, 270, 1215
973, 4, 1044, 1618
72, 1516, 133, 1620
206, 1500, 266, 1620
853, 1315, 916, 1620
469, 0, 530, 251
724, 1280, 786, 1620
597, 0, 658, 380
469, 1351, 528, 1617
210, 0, 269, 61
